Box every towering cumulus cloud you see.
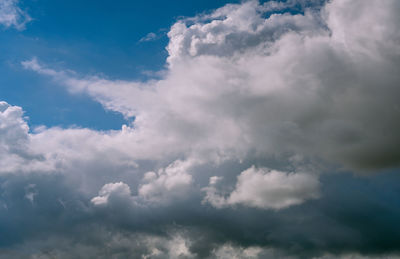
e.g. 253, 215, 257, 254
1, 0, 400, 258
23, 0, 400, 171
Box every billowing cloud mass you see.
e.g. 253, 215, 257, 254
22, 0, 400, 171
2, 0, 400, 258
0, 0, 30, 29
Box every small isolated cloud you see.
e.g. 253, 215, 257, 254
203, 166, 320, 210
0, 0, 31, 30
139, 32, 158, 42
24, 183, 38, 204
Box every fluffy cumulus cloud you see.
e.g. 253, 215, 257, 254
91, 182, 132, 206
23, 0, 400, 171
203, 166, 320, 210
0, 101, 29, 159
0, 0, 30, 29
90, 159, 195, 207
2, 0, 400, 258
0, 101, 49, 173
138, 159, 195, 203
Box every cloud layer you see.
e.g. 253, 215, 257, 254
2, 0, 400, 258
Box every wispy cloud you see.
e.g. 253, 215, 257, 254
139, 32, 158, 42
0, 0, 31, 30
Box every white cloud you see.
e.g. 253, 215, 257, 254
22, 0, 400, 172
212, 244, 263, 259
166, 0, 323, 64
0, 0, 31, 29
228, 167, 320, 209
212, 244, 297, 259
201, 176, 227, 209
0, 101, 50, 173
138, 159, 195, 203
0, 101, 29, 151
91, 159, 196, 207
203, 166, 320, 210
139, 32, 158, 42
91, 182, 132, 206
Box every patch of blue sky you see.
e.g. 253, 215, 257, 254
1, 0, 243, 130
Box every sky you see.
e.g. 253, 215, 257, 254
0, 0, 244, 130
0, 0, 400, 258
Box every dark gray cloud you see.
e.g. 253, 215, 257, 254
1, 170, 400, 258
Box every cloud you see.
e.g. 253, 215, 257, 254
0, 227, 196, 259
203, 166, 320, 210
91, 159, 195, 207
0, 0, 31, 30
139, 32, 158, 42
91, 182, 132, 206
1, 158, 400, 258
212, 244, 297, 259
24, 183, 38, 204
0, 101, 48, 174
166, 0, 324, 63
0, 101, 29, 153
3, 0, 400, 258
138, 159, 195, 203
23, 0, 400, 172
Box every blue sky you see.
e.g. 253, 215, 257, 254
1, 0, 242, 130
